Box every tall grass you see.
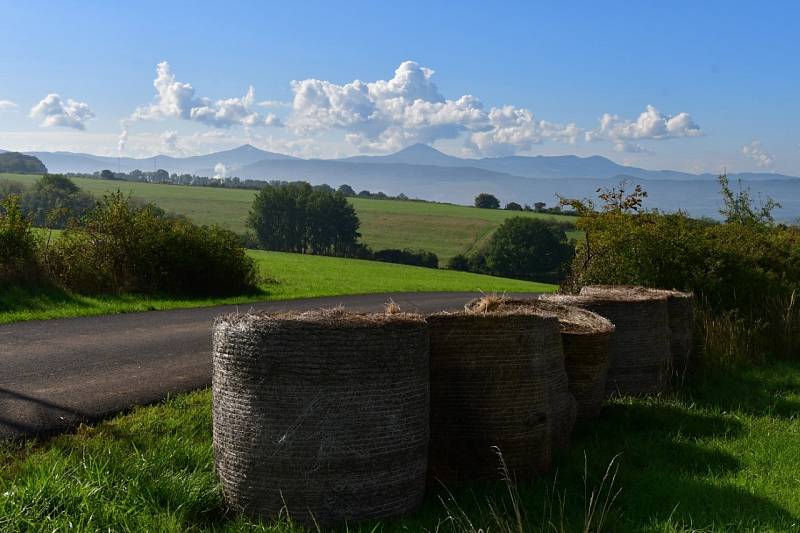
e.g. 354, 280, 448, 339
435, 449, 621, 533
696, 291, 800, 368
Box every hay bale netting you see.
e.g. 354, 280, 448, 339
212, 309, 430, 527
580, 286, 695, 378
426, 310, 562, 483
541, 291, 671, 397
468, 297, 614, 420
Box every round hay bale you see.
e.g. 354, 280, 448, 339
580, 286, 694, 379
426, 309, 561, 483
467, 296, 614, 420
541, 290, 671, 397
212, 308, 429, 527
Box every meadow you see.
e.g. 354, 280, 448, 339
0, 249, 554, 324
1, 173, 579, 263
2, 361, 798, 532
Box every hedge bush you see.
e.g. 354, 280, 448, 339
0, 195, 40, 285
47, 192, 258, 296
564, 178, 800, 362
372, 248, 439, 268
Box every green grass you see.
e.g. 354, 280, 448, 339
0, 249, 554, 324
2, 173, 579, 263
2, 362, 799, 531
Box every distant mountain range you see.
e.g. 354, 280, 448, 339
7, 143, 800, 219
20, 142, 798, 183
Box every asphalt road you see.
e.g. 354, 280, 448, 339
1, 291, 539, 440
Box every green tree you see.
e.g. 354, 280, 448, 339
0, 152, 47, 174
100, 169, 115, 180
248, 182, 360, 256
718, 173, 780, 226
337, 184, 356, 197
21, 174, 95, 228
505, 202, 523, 211
484, 217, 574, 281
474, 193, 500, 209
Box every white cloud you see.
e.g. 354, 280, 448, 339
467, 105, 581, 156
742, 140, 774, 168
133, 61, 284, 129
30, 94, 94, 130
586, 105, 701, 145
263, 113, 284, 127
160, 130, 180, 153
613, 141, 652, 154
288, 60, 578, 154
0, 100, 18, 111
258, 99, 291, 108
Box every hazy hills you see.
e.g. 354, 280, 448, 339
8, 143, 800, 219
22, 142, 797, 184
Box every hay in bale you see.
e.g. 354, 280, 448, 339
212, 308, 429, 527
580, 285, 694, 378
541, 290, 671, 397
426, 308, 562, 482
468, 296, 614, 420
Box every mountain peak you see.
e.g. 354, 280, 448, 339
395, 143, 446, 156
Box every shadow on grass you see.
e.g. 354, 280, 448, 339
542, 392, 797, 531
682, 360, 800, 419
0, 284, 90, 313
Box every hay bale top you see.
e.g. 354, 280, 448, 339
543, 290, 666, 306
215, 306, 425, 332
466, 295, 614, 336
580, 285, 692, 301
429, 303, 557, 322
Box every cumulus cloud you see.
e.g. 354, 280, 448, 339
0, 100, 18, 111
467, 105, 581, 156
263, 113, 284, 127
288, 60, 579, 154
586, 105, 701, 145
133, 61, 284, 129
742, 140, 774, 168
160, 130, 180, 153
30, 94, 94, 130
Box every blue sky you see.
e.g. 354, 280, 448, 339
0, 0, 798, 174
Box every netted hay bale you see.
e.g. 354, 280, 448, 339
580, 286, 694, 378
468, 296, 614, 420
541, 290, 670, 397
212, 308, 429, 527
426, 309, 562, 482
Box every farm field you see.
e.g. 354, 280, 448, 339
0, 249, 554, 324
2, 362, 798, 531
1, 173, 580, 263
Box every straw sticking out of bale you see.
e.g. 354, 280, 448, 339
580, 286, 694, 379
212, 308, 429, 527
426, 309, 562, 482
541, 291, 671, 397
468, 296, 613, 421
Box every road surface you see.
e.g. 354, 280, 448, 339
0, 291, 539, 440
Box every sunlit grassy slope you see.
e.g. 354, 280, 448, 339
2, 173, 579, 263
0, 249, 554, 324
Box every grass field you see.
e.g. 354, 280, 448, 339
0, 249, 554, 324
2, 173, 579, 263
2, 362, 798, 531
